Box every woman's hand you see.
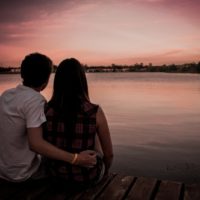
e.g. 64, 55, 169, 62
75, 150, 97, 168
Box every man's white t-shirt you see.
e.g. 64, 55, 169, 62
0, 84, 46, 182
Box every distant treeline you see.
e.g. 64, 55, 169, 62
0, 65, 57, 74
84, 62, 200, 73
0, 67, 20, 74
0, 62, 200, 74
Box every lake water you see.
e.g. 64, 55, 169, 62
0, 72, 200, 183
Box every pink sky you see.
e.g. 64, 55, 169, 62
0, 0, 200, 66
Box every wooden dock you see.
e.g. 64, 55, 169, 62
1, 173, 200, 200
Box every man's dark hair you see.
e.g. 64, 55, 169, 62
21, 53, 52, 87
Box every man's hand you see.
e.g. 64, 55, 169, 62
75, 150, 97, 168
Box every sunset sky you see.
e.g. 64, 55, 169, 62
0, 0, 200, 66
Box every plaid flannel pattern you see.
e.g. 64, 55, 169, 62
43, 101, 102, 183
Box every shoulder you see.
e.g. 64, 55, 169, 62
0, 87, 16, 97
96, 105, 108, 125
82, 101, 99, 115
9, 85, 46, 104
96, 105, 105, 117
1, 86, 45, 105
22, 87, 46, 106
19, 88, 46, 114
24, 94, 46, 112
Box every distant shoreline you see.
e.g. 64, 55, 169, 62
1, 62, 200, 74
0, 71, 200, 75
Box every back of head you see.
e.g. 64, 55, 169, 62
21, 53, 52, 88
50, 58, 89, 112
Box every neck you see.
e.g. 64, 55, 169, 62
23, 84, 42, 92
23, 81, 47, 92
32, 87, 41, 92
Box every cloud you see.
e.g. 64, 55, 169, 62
0, 0, 100, 44
0, 0, 199, 66
0, 0, 80, 45
1, 0, 200, 29
0, 0, 83, 24
141, 0, 200, 25
112, 48, 200, 65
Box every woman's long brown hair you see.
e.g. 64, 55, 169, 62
48, 58, 89, 135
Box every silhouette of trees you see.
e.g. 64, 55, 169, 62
0, 67, 20, 73
85, 62, 200, 73
0, 61, 200, 74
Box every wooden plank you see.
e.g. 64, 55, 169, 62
2, 175, 200, 200
41, 174, 116, 200
97, 175, 135, 200
0, 182, 22, 200
38, 178, 91, 200
70, 173, 116, 200
12, 180, 53, 200
155, 180, 182, 200
125, 177, 158, 200
184, 184, 200, 200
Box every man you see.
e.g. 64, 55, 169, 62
0, 53, 96, 182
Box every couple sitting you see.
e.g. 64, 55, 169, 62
0, 53, 113, 186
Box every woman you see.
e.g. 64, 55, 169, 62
43, 58, 113, 185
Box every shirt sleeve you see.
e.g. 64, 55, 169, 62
24, 95, 47, 128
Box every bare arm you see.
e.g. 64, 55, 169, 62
96, 106, 114, 174
27, 126, 96, 167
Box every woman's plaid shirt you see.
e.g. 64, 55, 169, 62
43, 101, 102, 183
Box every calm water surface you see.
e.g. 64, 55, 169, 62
0, 72, 200, 183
